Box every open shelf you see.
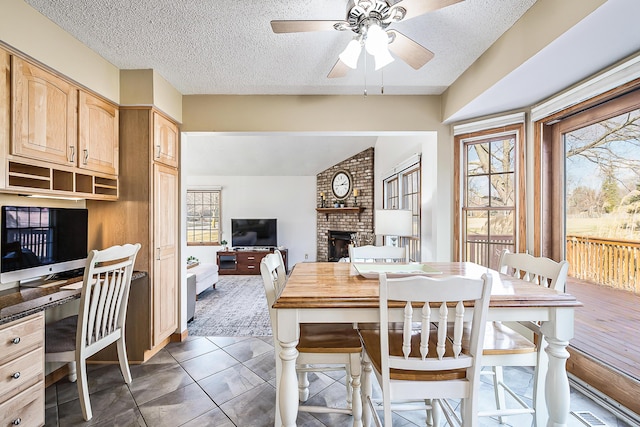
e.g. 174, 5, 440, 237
5, 159, 118, 200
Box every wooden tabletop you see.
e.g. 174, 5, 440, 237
274, 262, 581, 309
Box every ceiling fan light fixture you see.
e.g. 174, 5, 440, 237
373, 48, 394, 70
339, 38, 363, 69
365, 22, 394, 70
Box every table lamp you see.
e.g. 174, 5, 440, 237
375, 209, 412, 247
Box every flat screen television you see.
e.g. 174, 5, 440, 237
231, 218, 277, 248
1, 206, 88, 284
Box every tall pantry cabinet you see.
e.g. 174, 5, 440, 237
88, 107, 179, 356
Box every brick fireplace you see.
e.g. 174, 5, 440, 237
316, 148, 374, 262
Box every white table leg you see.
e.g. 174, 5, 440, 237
544, 337, 571, 427
541, 308, 574, 427
279, 339, 299, 427
277, 309, 300, 427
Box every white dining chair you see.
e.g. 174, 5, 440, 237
478, 249, 569, 424
360, 272, 493, 427
348, 244, 408, 263
45, 243, 141, 421
260, 252, 363, 421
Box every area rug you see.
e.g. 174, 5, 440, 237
187, 275, 272, 337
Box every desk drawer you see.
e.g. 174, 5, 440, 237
0, 313, 44, 364
0, 348, 43, 398
0, 380, 44, 427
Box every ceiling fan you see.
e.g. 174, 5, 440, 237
271, 0, 463, 78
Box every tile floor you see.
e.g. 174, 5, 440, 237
45, 335, 633, 427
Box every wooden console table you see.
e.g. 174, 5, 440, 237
217, 248, 288, 275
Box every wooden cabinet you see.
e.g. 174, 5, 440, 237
153, 163, 178, 344
87, 107, 179, 353
79, 90, 119, 175
217, 249, 288, 275
11, 56, 77, 166
0, 313, 45, 427
153, 112, 179, 167
1, 49, 119, 200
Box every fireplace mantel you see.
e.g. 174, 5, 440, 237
316, 207, 365, 220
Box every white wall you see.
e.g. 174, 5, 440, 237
184, 175, 317, 266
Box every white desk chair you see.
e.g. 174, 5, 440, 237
360, 272, 492, 427
348, 244, 408, 263
260, 252, 363, 422
479, 249, 569, 424
45, 243, 141, 421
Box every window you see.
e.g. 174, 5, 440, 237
186, 190, 221, 245
454, 122, 525, 269
383, 157, 421, 261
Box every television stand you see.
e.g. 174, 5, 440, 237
217, 248, 287, 275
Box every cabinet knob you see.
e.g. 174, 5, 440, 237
69, 145, 75, 162
11, 337, 20, 345
83, 149, 89, 164
12, 418, 21, 425
12, 372, 21, 379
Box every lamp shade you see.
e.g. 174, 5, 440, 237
375, 209, 412, 237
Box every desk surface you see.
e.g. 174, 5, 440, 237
0, 271, 147, 325
275, 262, 581, 309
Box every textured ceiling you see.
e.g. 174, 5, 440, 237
24, 0, 537, 96
21, 0, 640, 176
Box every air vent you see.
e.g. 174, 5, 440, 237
572, 411, 608, 427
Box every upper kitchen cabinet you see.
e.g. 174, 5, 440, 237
1, 49, 118, 200
11, 56, 77, 166
79, 91, 119, 176
153, 112, 179, 167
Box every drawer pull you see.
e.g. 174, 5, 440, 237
12, 337, 21, 344
12, 418, 21, 425
12, 372, 21, 379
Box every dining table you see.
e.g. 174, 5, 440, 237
273, 261, 581, 427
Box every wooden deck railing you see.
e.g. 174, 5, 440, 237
566, 234, 640, 294
466, 235, 514, 271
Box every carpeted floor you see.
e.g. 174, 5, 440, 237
187, 275, 273, 337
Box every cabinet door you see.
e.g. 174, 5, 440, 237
153, 112, 179, 167
152, 164, 178, 345
11, 56, 77, 165
78, 91, 119, 175
0, 49, 9, 161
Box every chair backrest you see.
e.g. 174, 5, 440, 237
498, 249, 569, 292
272, 249, 287, 293
378, 273, 492, 379
77, 243, 141, 354
349, 244, 408, 263
260, 252, 286, 333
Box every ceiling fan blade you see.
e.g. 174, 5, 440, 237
392, 0, 463, 22
387, 30, 434, 70
327, 59, 350, 78
271, 20, 348, 33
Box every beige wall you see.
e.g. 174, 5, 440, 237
120, 69, 183, 123
441, 0, 607, 122
182, 95, 443, 132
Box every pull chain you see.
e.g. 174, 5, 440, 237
363, 52, 368, 97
